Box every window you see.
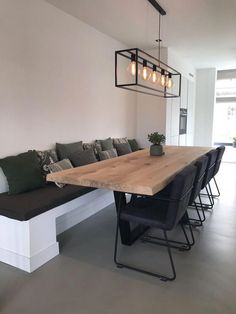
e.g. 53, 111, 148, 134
214, 75, 236, 144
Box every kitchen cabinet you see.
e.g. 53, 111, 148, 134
166, 76, 195, 146
179, 134, 186, 146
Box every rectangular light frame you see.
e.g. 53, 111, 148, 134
115, 48, 182, 98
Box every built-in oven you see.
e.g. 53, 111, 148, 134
179, 108, 187, 135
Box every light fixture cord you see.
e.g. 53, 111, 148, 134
158, 13, 161, 66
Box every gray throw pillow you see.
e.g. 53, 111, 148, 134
56, 141, 83, 160
114, 143, 132, 156
48, 159, 73, 188
70, 149, 98, 167
99, 148, 118, 160
96, 138, 114, 151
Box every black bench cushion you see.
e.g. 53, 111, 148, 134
0, 184, 95, 221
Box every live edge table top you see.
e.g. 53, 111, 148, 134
47, 146, 212, 196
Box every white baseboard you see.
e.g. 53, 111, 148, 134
0, 242, 59, 272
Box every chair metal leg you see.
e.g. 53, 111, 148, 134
141, 213, 195, 251
181, 219, 195, 247
200, 177, 220, 198
213, 177, 220, 197
141, 233, 191, 251
114, 192, 148, 245
208, 183, 215, 205
114, 221, 177, 281
188, 199, 206, 222
205, 184, 214, 208
197, 185, 214, 210
198, 196, 206, 222
187, 202, 204, 227
162, 230, 176, 281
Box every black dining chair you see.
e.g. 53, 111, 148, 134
114, 164, 197, 281
187, 155, 209, 226
198, 149, 218, 210
211, 145, 225, 197
146, 155, 208, 227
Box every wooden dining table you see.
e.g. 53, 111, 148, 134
47, 145, 212, 245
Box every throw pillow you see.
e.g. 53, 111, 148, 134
56, 141, 83, 160
128, 139, 139, 152
83, 142, 102, 158
0, 151, 45, 195
94, 142, 102, 155
83, 143, 94, 151
99, 148, 118, 160
0, 167, 9, 193
36, 149, 58, 177
114, 143, 132, 156
48, 159, 73, 188
113, 137, 128, 144
70, 149, 98, 167
96, 138, 113, 151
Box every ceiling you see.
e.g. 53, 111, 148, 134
46, 0, 236, 69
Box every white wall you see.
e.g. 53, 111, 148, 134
194, 68, 216, 146
168, 48, 195, 81
167, 49, 196, 146
0, 0, 137, 158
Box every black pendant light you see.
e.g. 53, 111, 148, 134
115, 0, 181, 98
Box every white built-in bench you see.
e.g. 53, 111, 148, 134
0, 181, 113, 273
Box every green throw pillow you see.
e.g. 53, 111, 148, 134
128, 139, 139, 152
114, 143, 132, 156
0, 151, 45, 194
56, 141, 83, 160
70, 149, 98, 167
96, 138, 114, 151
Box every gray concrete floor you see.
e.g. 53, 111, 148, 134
0, 162, 236, 314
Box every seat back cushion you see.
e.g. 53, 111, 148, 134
166, 164, 197, 229
202, 149, 219, 188
213, 145, 225, 176
189, 155, 208, 204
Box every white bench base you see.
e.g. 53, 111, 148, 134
0, 189, 114, 272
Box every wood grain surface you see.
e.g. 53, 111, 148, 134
47, 146, 212, 196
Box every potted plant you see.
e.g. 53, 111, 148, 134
233, 137, 236, 148
148, 132, 166, 156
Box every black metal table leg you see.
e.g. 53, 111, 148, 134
113, 191, 148, 245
